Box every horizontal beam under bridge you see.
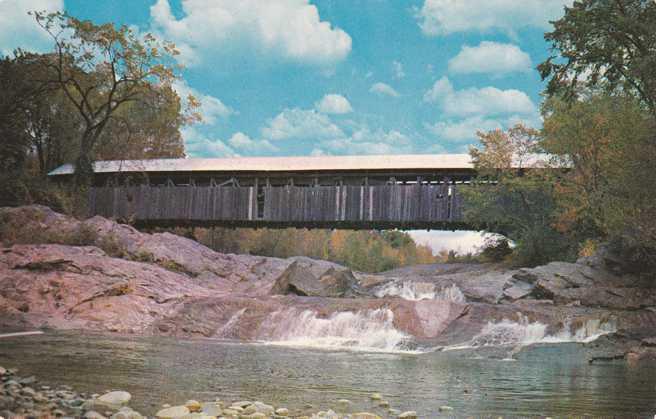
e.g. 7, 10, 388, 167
132, 219, 474, 231
88, 184, 467, 230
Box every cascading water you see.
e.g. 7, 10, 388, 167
375, 281, 465, 303
445, 315, 617, 351
258, 308, 418, 353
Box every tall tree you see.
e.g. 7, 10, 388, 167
29, 11, 181, 185
95, 84, 186, 161
542, 93, 656, 269
463, 125, 572, 266
539, 0, 656, 115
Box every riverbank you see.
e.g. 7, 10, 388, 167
1, 205, 656, 361
0, 362, 417, 419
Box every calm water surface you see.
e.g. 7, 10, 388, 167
1, 331, 655, 417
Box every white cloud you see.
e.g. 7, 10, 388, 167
0, 0, 63, 55
150, 0, 351, 68
423, 76, 536, 117
448, 41, 532, 76
227, 132, 278, 153
323, 127, 413, 155
260, 106, 415, 155
392, 60, 405, 79
182, 126, 239, 158
314, 94, 353, 114
425, 116, 504, 142
310, 148, 328, 156
261, 108, 345, 141
369, 82, 400, 98
173, 80, 234, 125
425, 113, 542, 143
416, 0, 572, 36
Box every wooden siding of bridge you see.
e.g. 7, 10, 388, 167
88, 184, 465, 227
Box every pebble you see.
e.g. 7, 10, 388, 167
352, 413, 382, 419
184, 400, 201, 412
97, 391, 132, 407
370, 393, 383, 401
0, 366, 6, 375
275, 407, 289, 416
398, 411, 418, 419
84, 410, 107, 419
84, 411, 107, 419
439, 405, 454, 412
378, 400, 390, 408
200, 403, 222, 416
253, 401, 274, 415
155, 405, 190, 418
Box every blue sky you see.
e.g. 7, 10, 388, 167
1, 0, 573, 159
0, 0, 573, 253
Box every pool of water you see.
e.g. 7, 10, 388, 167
1, 331, 655, 417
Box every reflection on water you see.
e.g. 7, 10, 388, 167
0, 331, 655, 417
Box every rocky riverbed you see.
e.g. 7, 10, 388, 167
1, 365, 422, 418
1, 205, 656, 361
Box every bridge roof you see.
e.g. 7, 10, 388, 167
48, 154, 477, 176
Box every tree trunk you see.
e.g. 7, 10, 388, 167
74, 133, 94, 187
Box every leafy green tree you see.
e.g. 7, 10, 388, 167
463, 124, 573, 266
539, 0, 656, 115
30, 11, 182, 185
542, 93, 656, 270
95, 84, 186, 160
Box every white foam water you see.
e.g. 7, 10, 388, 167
375, 281, 465, 303
445, 316, 617, 351
259, 308, 419, 353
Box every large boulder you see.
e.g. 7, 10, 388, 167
0, 205, 290, 291
514, 261, 656, 309
270, 260, 364, 298
0, 244, 214, 332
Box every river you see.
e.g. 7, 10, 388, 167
1, 331, 655, 417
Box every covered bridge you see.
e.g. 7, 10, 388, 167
48, 154, 483, 230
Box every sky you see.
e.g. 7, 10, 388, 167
0, 0, 573, 253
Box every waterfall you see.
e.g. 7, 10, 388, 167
215, 308, 247, 338
446, 315, 617, 351
375, 281, 465, 303
258, 308, 418, 353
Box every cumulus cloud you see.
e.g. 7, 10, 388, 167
323, 127, 413, 155
448, 41, 532, 76
392, 60, 405, 79
261, 108, 345, 141
0, 0, 63, 55
423, 76, 536, 117
150, 0, 351, 68
425, 116, 504, 142
314, 94, 353, 114
182, 126, 239, 158
416, 0, 572, 36
369, 82, 400, 98
173, 80, 234, 125
227, 132, 278, 153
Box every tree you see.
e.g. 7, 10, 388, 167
94, 84, 186, 161
30, 11, 182, 185
539, 0, 656, 116
463, 124, 573, 266
542, 93, 656, 270
0, 55, 49, 173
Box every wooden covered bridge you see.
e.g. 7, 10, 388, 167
48, 154, 483, 230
